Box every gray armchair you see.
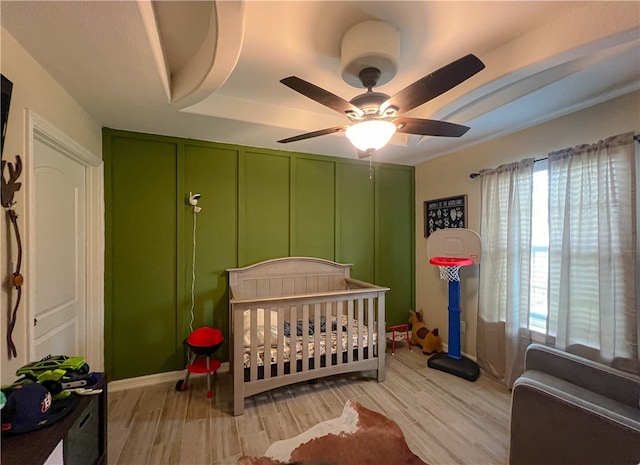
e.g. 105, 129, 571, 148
510, 343, 640, 465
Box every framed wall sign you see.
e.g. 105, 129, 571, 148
424, 194, 467, 237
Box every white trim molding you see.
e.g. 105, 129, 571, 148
107, 362, 230, 393
25, 110, 105, 370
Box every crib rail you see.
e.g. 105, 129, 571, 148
230, 286, 387, 415
228, 257, 388, 416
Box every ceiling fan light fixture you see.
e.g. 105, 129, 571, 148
345, 120, 396, 152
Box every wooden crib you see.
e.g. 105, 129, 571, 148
228, 257, 389, 415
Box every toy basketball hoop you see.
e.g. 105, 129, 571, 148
430, 256, 473, 282
426, 229, 481, 382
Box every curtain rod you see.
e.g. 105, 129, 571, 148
469, 134, 640, 179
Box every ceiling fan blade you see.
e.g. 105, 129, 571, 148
381, 54, 485, 114
281, 77, 364, 117
394, 117, 470, 137
277, 125, 350, 144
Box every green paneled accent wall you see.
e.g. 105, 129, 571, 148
240, 151, 291, 266
104, 128, 414, 380
376, 166, 415, 326
183, 144, 238, 362
293, 157, 335, 259
106, 136, 179, 379
337, 163, 375, 283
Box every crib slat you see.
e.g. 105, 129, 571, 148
376, 292, 386, 381
277, 307, 284, 377
291, 306, 297, 373
323, 302, 330, 367
313, 303, 321, 372
302, 304, 309, 372
367, 297, 374, 359
357, 298, 364, 358
332, 302, 344, 365
263, 308, 271, 380
233, 306, 244, 415
250, 309, 258, 382
347, 299, 354, 364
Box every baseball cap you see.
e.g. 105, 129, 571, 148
1, 382, 75, 434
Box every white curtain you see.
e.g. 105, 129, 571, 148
477, 158, 535, 387
547, 132, 638, 374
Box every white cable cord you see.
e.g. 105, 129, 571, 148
189, 208, 197, 333
369, 155, 374, 180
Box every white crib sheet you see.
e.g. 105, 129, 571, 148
242, 315, 377, 368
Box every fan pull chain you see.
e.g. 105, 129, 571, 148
369, 157, 373, 180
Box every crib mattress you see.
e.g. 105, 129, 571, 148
242, 315, 377, 368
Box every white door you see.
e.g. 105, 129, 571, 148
31, 137, 87, 359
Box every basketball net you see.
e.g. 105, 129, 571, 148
429, 257, 473, 282
437, 265, 462, 282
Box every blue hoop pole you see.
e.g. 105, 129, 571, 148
447, 279, 462, 359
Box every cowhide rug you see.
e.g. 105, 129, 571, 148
238, 400, 429, 465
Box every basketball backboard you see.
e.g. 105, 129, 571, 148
427, 228, 481, 264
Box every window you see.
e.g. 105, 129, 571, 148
478, 132, 638, 382
529, 160, 548, 332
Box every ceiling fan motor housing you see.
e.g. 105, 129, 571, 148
349, 91, 392, 118
341, 20, 400, 88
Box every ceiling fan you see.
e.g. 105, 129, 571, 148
277, 54, 485, 158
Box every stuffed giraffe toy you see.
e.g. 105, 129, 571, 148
408, 309, 443, 355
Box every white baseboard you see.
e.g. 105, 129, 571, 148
107, 361, 230, 393
441, 342, 477, 361
107, 347, 476, 392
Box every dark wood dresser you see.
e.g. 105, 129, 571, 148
1, 374, 107, 465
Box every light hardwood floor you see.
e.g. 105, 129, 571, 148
107, 345, 512, 465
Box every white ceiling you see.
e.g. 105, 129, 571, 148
2, 1, 639, 166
